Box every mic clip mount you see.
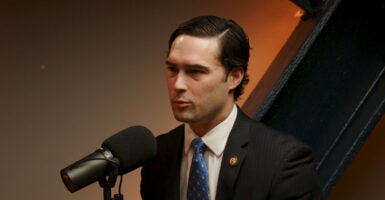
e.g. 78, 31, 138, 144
98, 162, 123, 200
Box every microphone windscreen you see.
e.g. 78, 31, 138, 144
102, 125, 157, 174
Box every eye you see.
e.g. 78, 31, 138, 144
167, 66, 178, 74
187, 69, 204, 74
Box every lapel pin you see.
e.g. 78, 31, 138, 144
229, 156, 238, 167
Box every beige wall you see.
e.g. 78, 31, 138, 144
0, 1, 301, 199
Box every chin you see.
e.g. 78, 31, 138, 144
174, 116, 191, 123
173, 114, 196, 123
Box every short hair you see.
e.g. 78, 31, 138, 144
168, 15, 250, 100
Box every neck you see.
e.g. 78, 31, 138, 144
189, 103, 236, 137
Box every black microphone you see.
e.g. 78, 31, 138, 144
60, 125, 157, 193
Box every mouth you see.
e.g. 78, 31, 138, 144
172, 100, 192, 108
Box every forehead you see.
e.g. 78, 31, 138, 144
167, 35, 221, 66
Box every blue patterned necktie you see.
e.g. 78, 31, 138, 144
188, 138, 210, 200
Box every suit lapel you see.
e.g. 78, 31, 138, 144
216, 109, 250, 200
163, 125, 185, 200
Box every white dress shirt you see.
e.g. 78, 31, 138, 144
180, 105, 238, 200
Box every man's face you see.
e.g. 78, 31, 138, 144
166, 35, 240, 129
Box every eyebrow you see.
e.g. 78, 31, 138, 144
165, 60, 175, 66
165, 60, 209, 70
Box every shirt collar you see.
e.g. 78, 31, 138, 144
184, 105, 238, 157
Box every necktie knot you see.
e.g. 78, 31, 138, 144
191, 138, 207, 154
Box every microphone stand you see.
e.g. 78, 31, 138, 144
98, 164, 123, 200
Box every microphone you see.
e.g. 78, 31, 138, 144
60, 125, 157, 193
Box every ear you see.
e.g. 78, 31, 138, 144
227, 67, 244, 90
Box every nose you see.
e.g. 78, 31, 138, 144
173, 72, 187, 91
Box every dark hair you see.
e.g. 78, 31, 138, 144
168, 15, 250, 100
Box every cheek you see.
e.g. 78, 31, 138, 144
166, 77, 175, 89
166, 80, 172, 90
198, 81, 229, 102
166, 81, 175, 98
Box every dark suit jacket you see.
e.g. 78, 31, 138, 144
141, 108, 323, 200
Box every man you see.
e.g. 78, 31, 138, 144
141, 15, 323, 200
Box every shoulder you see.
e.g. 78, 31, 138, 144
237, 109, 309, 151
148, 124, 185, 161
236, 109, 314, 167
236, 111, 323, 198
141, 124, 184, 173
251, 120, 309, 150
156, 124, 184, 146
